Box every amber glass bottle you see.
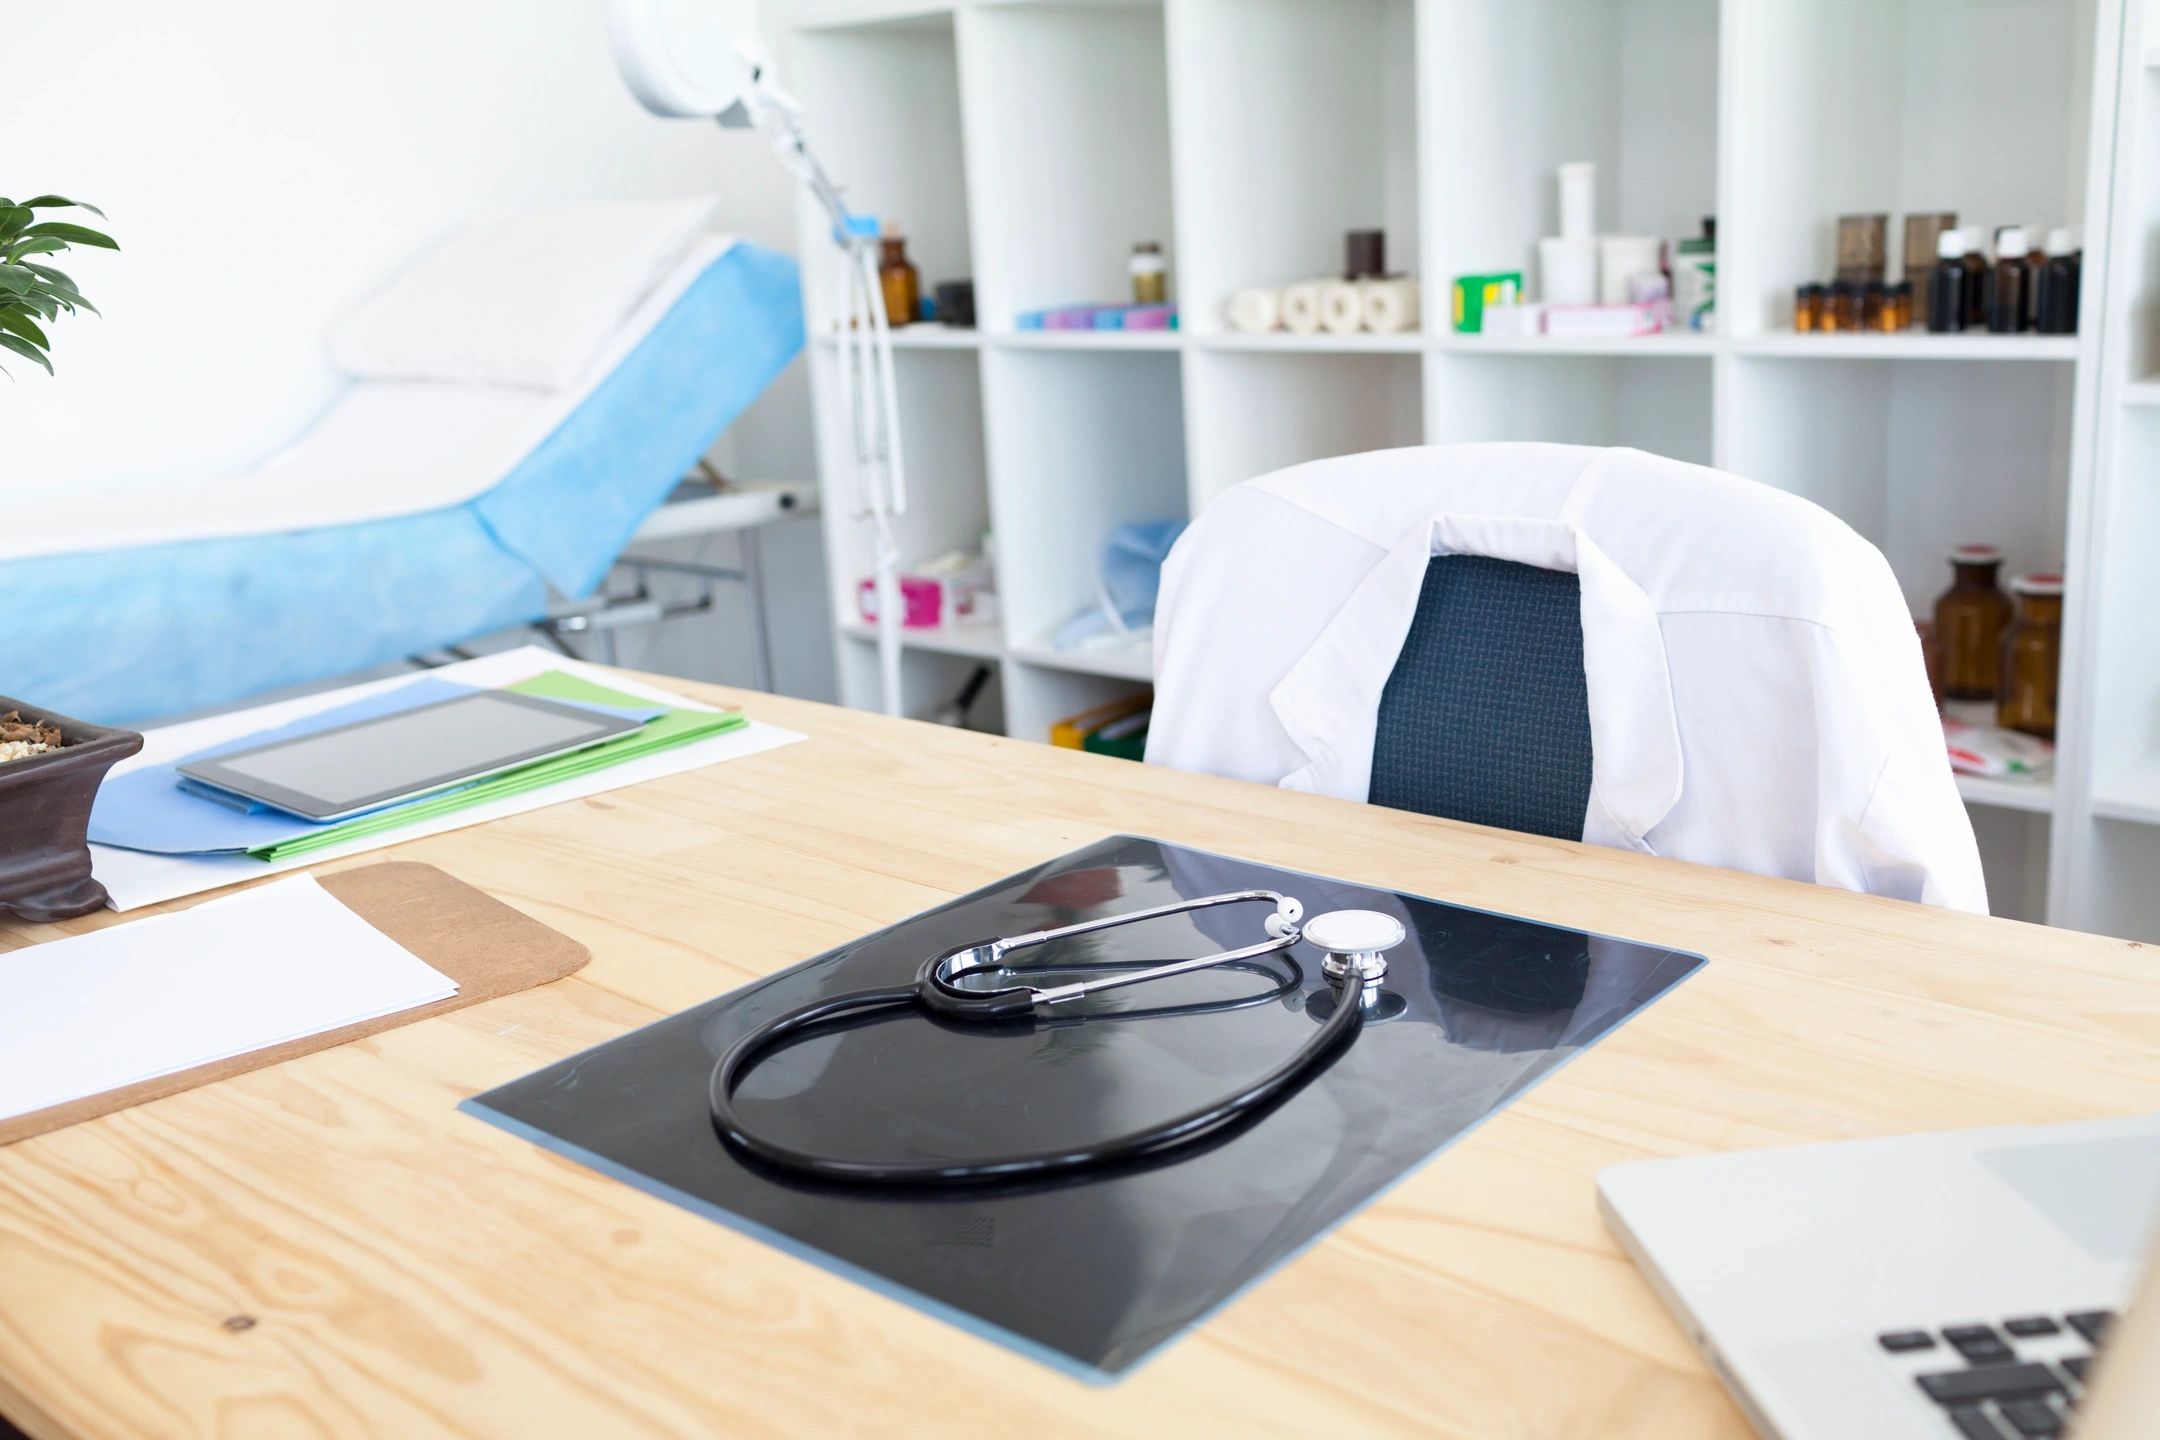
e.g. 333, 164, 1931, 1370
1933, 544, 2014, 701
878, 234, 920, 327
1795, 283, 1825, 332
1959, 229, 1991, 328
1998, 573, 2064, 740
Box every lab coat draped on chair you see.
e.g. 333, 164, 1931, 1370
1144, 443, 1987, 913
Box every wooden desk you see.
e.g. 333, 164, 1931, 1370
3, 678, 2157, 1439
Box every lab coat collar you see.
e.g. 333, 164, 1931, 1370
1267, 510, 1684, 851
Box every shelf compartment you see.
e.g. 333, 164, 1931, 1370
1722, 0, 2101, 337
834, 634, 1005, 730
791, 14, 973, 335
958, 1, 1175, 330
1167, 0, 1417, 338
1000, 663, 1153, 749
1720, 356, 2073, 613
1185, 348, 1422, 507
814, 347, 993, 633
1421, 0, 1718, 307
1425, 352, 1713, 466
980, 346, 1188, 652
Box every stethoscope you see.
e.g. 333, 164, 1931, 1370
708, 891, 1408, 1186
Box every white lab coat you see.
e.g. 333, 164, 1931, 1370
1146, 444, 1987, 913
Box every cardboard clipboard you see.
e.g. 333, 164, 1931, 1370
0, 862, 588, 1146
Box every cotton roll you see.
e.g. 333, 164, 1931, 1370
1598, 234, 1662, 305
1359, 277, 1420, 333
1558, 161, 1596, 242
1537, 237, 1597, 306
1226, 286, 1282, 333
1318, 279, 1363, 334
1280, 279, 1327, 334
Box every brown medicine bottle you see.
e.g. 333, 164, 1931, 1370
1988, 226, 2032, 333
879, 233, 920, 327
1997, 573, 2064, 740
1959, 229, 1991, 329
1934, 544, 2014, 701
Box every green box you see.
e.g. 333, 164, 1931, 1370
1452, 271, 1524, 333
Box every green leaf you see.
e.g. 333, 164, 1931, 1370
19, 221, 117, 250
6, 236, 69, 261
0, 330, 53, 374
21, 261, 79, 291
0, 308, 49, 349
10, 292, 58, 320
25, 281, 94, 316
0, 207, 29, 239
0, 265, 33, 293
20, 195, 106, 218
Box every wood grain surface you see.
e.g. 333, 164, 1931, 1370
1, 674, 2156, 1439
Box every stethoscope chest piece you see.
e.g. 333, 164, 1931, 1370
1304, 909, 1407, 1005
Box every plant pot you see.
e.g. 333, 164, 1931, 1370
0, 697, 143, 922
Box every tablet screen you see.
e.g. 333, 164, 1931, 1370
180, 692, 638, 819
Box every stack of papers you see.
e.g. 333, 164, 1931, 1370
91, 669, 743, 862
0, 876, 457, 1125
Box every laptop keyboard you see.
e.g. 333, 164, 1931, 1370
1875, 1311, 2114, 1437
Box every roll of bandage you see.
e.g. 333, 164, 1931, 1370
1359, 277, 1420, 333
1226, 286, 1282, 334
1281, 279, 1326, 334
1318, 279, 1363, 334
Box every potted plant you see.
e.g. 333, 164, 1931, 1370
0, 195, 138, 920
1, 194, 114, 374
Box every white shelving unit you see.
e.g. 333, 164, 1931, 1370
787, 0, 2148, 936
2065, 0, 2160, 939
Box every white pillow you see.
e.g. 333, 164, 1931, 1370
327, 196, 721, 391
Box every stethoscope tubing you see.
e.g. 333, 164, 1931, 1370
707, 967, 1367, 1186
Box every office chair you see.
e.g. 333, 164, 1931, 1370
1368, 554, 1593, 839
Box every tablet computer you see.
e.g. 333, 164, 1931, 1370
177, 690, 643, 822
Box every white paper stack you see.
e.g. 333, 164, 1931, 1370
0, 875, 458, 1124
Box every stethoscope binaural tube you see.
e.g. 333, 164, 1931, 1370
707, 893, 1402, 1186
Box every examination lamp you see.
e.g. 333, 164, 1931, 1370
609, 0, 909, 716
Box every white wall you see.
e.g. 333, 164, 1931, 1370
2, 0, 833, 700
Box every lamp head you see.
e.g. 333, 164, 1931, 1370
608, 0, 763, 121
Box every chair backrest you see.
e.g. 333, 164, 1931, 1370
1368, 554, 1594, 840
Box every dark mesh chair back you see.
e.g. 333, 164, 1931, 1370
1368, 555, 1594, 841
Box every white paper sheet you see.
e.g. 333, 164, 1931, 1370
0, 875, 457, 1124
90, 647, 807, 911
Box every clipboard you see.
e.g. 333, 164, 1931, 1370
0, 862, 588, 1146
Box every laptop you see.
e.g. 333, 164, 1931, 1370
1598, 1111, 2160, 1439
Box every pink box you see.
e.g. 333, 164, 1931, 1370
857, 575, 943, 628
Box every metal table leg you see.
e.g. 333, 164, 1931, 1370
738, 526, 775, 693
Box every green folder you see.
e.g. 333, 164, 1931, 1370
248, 671, 746, 861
